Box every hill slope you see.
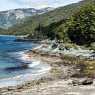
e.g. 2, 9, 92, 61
1, 0, 95, 36
0, 7, 53, 29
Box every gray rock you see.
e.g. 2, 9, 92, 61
82, 78, 93, 85
72, 78, 93, 86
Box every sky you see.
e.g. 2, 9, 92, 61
0, 0, 82, 11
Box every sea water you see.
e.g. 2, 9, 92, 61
0, 35, 50, 81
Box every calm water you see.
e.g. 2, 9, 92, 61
0, 35, 40, 79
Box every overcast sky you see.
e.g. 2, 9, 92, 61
0, 0, 82, 11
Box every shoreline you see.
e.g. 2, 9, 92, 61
0, 65, 51, 88
0, 51, 51, 88
0, 42, 95, 94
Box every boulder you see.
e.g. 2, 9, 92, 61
72, 78, 93, 86
82, 78, 93, 85
7, 86, 16, 91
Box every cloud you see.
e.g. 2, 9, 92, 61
10, 0, 82, 9
11, 0, 51, 8
0, 0, 82, 11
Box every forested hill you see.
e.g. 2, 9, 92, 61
2, 0, 93, 34
1, 0, 95, 46
2, 0, 82, 34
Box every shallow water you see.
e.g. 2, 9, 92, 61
0, 35, 50, 80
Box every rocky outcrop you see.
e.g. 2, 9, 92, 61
72, 78, 93, 86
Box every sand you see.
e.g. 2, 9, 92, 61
0, 44, 95, 95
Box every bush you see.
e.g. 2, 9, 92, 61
66, 4, 95, 45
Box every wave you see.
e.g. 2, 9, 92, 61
0, 63, 51, 88
0, 50, 51, 88
8, 50, 29, 62
28, 60, 41, 68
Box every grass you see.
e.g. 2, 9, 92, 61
50, 66, 65, 79
82, 60, 95, 77
55, 54, 95, 78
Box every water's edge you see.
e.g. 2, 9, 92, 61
0, 35, 51, 88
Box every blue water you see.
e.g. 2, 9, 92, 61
0, 35, 38, 79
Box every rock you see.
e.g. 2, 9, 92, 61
72, 79, 81, 86
0, 87, 8, 92
58, 44, 65, 50
82, 78, 93, 85
7, 86, 16, 91
51, 43, 58, 49
72, 78, 93, 86
16, 85, 23, 90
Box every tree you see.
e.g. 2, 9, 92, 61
66, 4, 95, 45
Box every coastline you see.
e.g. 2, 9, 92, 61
0, 50, 51, 88
0, 42, 95, 95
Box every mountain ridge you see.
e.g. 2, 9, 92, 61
0, 0, 95, 37
0, 7, 54, 28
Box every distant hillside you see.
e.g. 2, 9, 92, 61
1, 0, 95, 36
0, 7, 53, 29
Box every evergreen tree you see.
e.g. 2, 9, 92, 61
66, 4, 95, 45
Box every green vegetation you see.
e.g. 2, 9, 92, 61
0, 0, 95, 47
41, 3, 95, 45
1, 1, 82, 36
81, 60, 95, 77
50, 66, 64, 79
90, 42, 95, 50
66, 4, 95, 45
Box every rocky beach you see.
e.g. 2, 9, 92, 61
0, 42, 95, 95
0, 0, 95, 94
